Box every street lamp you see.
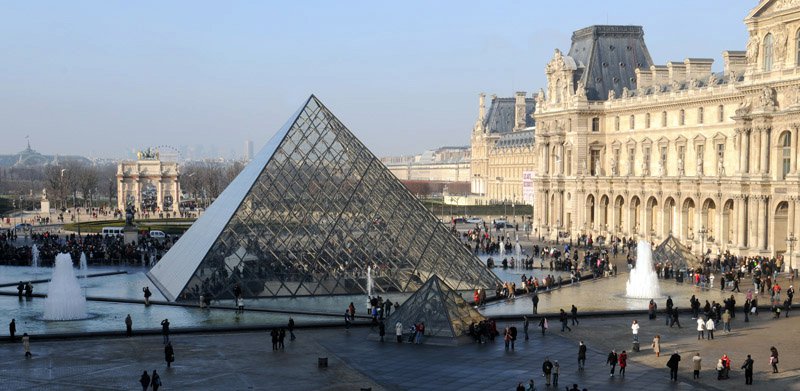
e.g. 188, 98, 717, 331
698, 226, 708, 259
788, 233, 797, 275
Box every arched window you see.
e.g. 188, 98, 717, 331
781, 132, 792, 179
629, 115, 635, 130
645, 113, 651, 128
591, 117, 600, 132
718, 105, 724, 122
698, 107, 704, 124
764, 33, 774, 71
679, 109, 685, 126
661, 111, 667, 127
796, 29, 800, 66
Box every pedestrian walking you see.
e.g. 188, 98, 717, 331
164, 342, 174, 368
22, 333, 31, 358
523, 315, 530, 340
139, 370, 151, 391
414, 322, 424, 344
532, 292, 539, 314
553, 360, 560, 386
667, 351, 681, 381
571, 304, 579, 325
270, 329, 278, 350
631, 320, 640, 343
378, 320, 385, 342
618, 350, 627, 378
578, 341, 587, 370
770, 346, 779, 373
288, 317, 296, 341
607, 350, 618, 377
143, 287, 152, 306
344, 310, 351, 330
692, 353, 702, 379
160, 319, 170, 344
652, 335, 661, 357
125, 314, 133, 337
538, 317, 548, 336
509, 324, 517, 350
741, 354, 754, 385
236, 296, 244, 313
150, 370, 161, 391
278, 328, 286, 349
395, 321, 403, 343
722, 309, 732, 331
705, 317, 715, 340
542, 357, 553, 386
697, 317, 706, 340
559, 309, 572, 332
9, 318, 16, 342
670, 307, 682, 328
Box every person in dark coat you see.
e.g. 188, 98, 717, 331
667, 351, 681, 381
150, 370, 161, 391
270, 329, 279, 350
17, 282, 24, 299
532, 292, 540, 314
278, 328, 286, 350
9, 319, 16, 342
125, 314, 133, 337
378, 320, 386, 342
164, 342, 174, 368
160, 319, 170, 344
578, 341, 587, 370
741, 354, 754, 385
288, 317, 296, 341
607, 350, 618, 377
139, 370, 151, 391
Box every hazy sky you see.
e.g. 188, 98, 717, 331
0, 1, 755, 159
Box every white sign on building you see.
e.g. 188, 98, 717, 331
522, 171, 535, 205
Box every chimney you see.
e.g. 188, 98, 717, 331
723, 51, 747, 79
667, 61, 687, 84
650, 65, 669, 86
635, 68, 653, 88
514, 92, 527, 131
684, 58, 714, 81
479, 93, 486, 122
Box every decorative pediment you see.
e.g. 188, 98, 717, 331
693, 134, 707, 144
657, 136, 670, 145
546, 49, 577, 74
626, 138, 637, 148
748, 0, 800, 18
611, 140, 622, 148
712, 132, 727, 142
675, 135, 688, 146
641, 137, 653, 146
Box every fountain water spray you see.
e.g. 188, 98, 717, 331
79, 252, 89, 279
514, 239, 522, 271
625, 241, 662, 299
31, 244, 40, 269
44, 253, 88, 320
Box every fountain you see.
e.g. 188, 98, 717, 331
79, 252, 89, 279
625, 241, 662, 299
43, 253, 88, 320
499, 241, 505, 257
366, 265, 374, 314
514, 240, 522, 271
31, 244, 40, 269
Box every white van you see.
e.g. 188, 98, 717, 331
149, 230, 166, 239
101, 227, 124, 236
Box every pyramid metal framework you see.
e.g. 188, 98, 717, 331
386, 275, 485, 339
147, 95, 500, 302
652, 234, 701, 270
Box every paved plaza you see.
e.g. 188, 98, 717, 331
2, 303, 799, 390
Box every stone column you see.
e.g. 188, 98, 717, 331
743, 129, 751, 174
792, 126, 799, 174
759, 197, 769, 251
752, 129, 761, 174
760, 127, 770, 174
156, 181, 163, 212
738, 197, 747, 248
750, 196, 761, 250
715, 202, 723, 247
736, 129, 744, 174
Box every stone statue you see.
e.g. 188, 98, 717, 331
125, 205, 136, 226
594, 157, 601, 176
689, 78, 700, 89
718, 159, 725, 177
789, 85, 800, 107
41, 188, 47, 200
608, 90, 616, 100
581, 160, 588, 174
759, 86, 777, 109
658, 160, 665, 177
696, 156, 704, 176
707, 73, 719, 86
641, 160, 648, 176
775, 28, 788, 62
677, 157, 685, 176
536, 88, 546, 109
746, 34, 760, 65
575, 79, 587, 99
728, 70, 738, 84
610, 158, 617, 176
622, 87, 630, 98
735, 98, 752, 116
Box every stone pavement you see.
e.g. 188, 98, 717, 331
1, 312, 798, 390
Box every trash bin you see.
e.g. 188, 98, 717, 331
632, 341, 640, 352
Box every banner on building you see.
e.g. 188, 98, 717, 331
522, 171, 535, 205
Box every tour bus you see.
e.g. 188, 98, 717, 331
101, 227, 125, 236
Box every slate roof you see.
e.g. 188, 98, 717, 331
483, 97, 536, 134
495, 130, 535, 149
568, 25, 654, 101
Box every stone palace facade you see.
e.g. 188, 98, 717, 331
470, 1, 800, 263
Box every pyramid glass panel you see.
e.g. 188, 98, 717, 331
652, 234, 700, 271
147, 95, 500, 302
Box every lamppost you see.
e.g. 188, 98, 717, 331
699, 226, 708, 259
788, 232, 797, 275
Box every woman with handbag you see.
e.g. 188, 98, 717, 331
770, 346, 779, 373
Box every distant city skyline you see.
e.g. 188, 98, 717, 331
0, 1, 753, 158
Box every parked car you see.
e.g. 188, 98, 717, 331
451, 217, 467, 224
466, 217, 483, 224
149, 230, 167, 239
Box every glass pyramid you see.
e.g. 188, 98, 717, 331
148, 95, 500, 302
652, 234, 700, 271
386, 275, 485, 339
